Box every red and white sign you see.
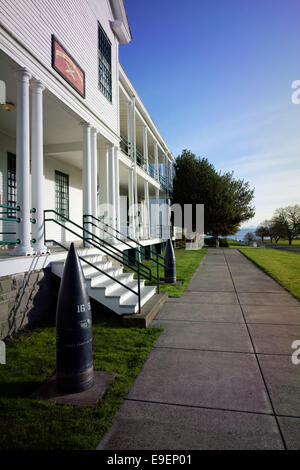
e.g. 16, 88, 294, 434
52, 35, 85, 98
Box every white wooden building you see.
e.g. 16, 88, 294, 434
0, 0, 174, 331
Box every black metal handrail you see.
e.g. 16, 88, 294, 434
83, 214, 168, 292
46, 238, 141, 312
0, 203, 20, 245
44, 210, 152, 279
84, 214, 166, 266
44, 210, 160, 312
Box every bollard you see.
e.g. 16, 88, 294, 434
164, 239, 176, 283
56, 243, 94, 393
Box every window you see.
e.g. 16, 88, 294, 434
7, 152, 16, 217
98, 23, 112, 102
55, 170, 69, 220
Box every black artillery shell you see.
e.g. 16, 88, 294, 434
56, 243, 94, 393
164, 238, 176, 283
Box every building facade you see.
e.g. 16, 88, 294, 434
0, 0, 173, 256
0, 0, 174, 334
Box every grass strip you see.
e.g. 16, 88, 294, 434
238, 247, 300, 302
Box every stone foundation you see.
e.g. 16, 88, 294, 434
0, 268, 56, 340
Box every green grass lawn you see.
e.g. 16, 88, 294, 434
0, 318, 162, 450
141, 247, 206, 297
238, 247, 300, 302
0, 248, 206, 449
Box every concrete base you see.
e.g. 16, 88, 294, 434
122, 292, 168, 328
31, 371, 116, 407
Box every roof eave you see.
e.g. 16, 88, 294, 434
109, 0, 132, 44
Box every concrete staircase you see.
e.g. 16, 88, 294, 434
51, 252, 156, 315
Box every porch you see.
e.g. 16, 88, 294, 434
0, 50, 171, 268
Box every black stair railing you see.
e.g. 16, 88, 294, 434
83, 214, 168, 292
0, 203, 21, 245
44, 210, 160, 312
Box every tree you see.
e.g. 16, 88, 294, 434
269, 218, 285, 243
261, 219, 275, 243
244, 232, 256, 243
272, 205, 300, 245
172, 150, 255, 243
255, 223, 270, 241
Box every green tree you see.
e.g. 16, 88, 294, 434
272, 205, 300, 245
269, 218, 285, 243
172, 150, 255, 243
255, 223, 270, 242
206, 171, 255, 242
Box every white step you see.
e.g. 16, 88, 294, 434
82, 261, 113, 275
51, 259, 113, 278
83, 264, 120, 280
119, 286, 157, 314
91, 271, 134, 287
87, 273, 137, 295
105, 279, 145, 301
89, 283, 156, 314
51, 251, 156, 316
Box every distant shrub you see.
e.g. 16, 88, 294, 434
204, 237, 216, 247
227, 239, 241, 246
175, 239, 186, 249
219, 238, 229, 247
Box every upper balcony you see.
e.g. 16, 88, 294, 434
118, 64, 173, 193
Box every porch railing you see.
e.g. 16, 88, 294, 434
148, 163, 157, 180
119, 136, 172, 192
83, 214, 170, 293
0, 204, 21, 245
136, 148, 146, 169
44, 210, 160, 312
120, 135, 130, 156
116, 220, 172, 241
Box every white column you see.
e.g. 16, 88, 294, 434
99, 145, 109, 218
163, 154, 168, 237
144, 181, 150, 239
167, 197, 171, 239
127, 100, 133, 160
164, 154, 168, 187
14, 70, 34, 256
82, 123, 92, 219
108, 144, 116, 232
127, 99, 135, 239
114, 147, 120, 233
169, 160, 172, 190
31, 79, 47, 254
128, 168, 135, 238
155, 188, 160, 239
154, 142, 159, 182
132, 97, 139, 239
91, 128, 98, 236
143, 125, 148, 172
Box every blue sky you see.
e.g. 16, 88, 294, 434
120, 0, 300, 227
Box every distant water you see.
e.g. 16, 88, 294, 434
230, 227, 257, 241
204, 227, 257, 241
206, 228, 299, 242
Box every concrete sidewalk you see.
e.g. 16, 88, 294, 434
98, 249, 300, 450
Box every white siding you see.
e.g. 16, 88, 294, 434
44, 155, 82, 243
0, 0, 119, 135
0, 130, 83, 245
